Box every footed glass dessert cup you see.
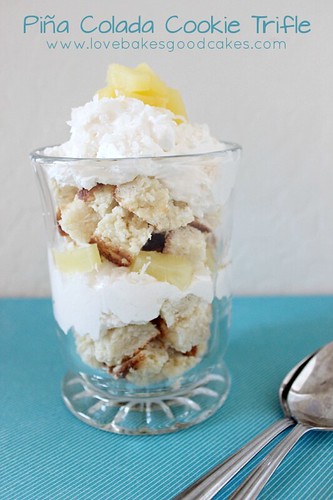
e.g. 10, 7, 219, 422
31, 145, 240, 434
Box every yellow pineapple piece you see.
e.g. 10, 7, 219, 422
97, 85, 117, 99
107, 64, 151, 92
130, 251, 194, 290
97, 63, 187, 118
135, 63, 168, 96
128, 91, 168, 108
53, 244, 101, 273
167, 87, 187, 119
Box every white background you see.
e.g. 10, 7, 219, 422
1, 0, 333, 296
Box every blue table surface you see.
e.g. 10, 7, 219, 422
1, 297, 333, 500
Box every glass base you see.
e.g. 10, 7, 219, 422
61, 365, 230, 435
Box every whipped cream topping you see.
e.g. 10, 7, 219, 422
44, 96, 238, 215
46, 96, 223, 159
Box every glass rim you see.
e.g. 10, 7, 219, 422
30, 141, 242, 163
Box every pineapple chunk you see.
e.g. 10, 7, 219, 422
97, 85, 117, 99
97, 63, 187, 118
130, 251, 194, 290
53, 244, 101, 273
135, 63, 168, 95
107, 64, 151, 92
128, 92, 168, 108
167, 87, 187, 119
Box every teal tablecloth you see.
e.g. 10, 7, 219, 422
1, 297, 333, 499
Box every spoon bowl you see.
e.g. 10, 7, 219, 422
287, 343, 333, 429
279, 349, 318, 417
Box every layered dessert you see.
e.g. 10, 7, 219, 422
43, 63, 235, 385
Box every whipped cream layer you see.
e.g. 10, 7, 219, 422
49, 254, 231, 341
47, 156, 237, 219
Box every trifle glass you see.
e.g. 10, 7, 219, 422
31, 146, 240, 434
31, 63, 240, 434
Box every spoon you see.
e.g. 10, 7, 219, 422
174, 347, 318, 500
230, 340, 333, 499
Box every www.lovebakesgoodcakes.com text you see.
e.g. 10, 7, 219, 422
44, 37, 288, 52
23, 15, 312, 35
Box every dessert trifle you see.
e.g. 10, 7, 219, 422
31, 63, 240, 434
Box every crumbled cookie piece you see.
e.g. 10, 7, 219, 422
75, 295, 212, 384
124, 340, 169, 384
56, 209, 68, 237
151, 316, 168, 337
184, 346, 198, 357
115, 176, 168, 223
189, 219, 211, 233
164, 226, 207, 264
162, 343, 207, 379
91, 237, 132, 267
75, 315, 208, 384
160, 295, 212, 353
166, 201, 194, 232
75, 335, 102, 369
123, 341, 206, 385
78, 184, 116, 217
50, 180, 78, 210
115, 176, 194, 231
110, 350, 145, 378
91, 206, 153, 266
59, 198, 100, 244
76, 323, 159, 369
97, 323, 159, 367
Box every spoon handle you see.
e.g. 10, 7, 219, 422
229, 423, 310, 500
173, 417, 294, 500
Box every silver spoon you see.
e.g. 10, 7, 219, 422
230, 340, 333, 499
174, 347, 318, 500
